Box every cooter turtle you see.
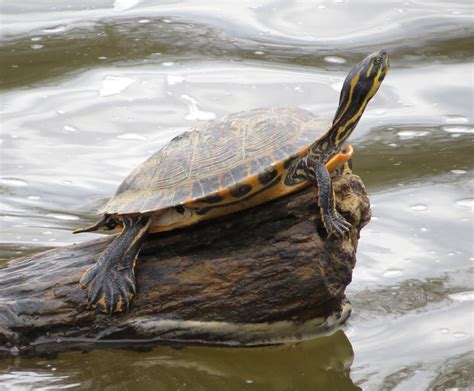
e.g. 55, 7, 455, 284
75, 50, 389, 313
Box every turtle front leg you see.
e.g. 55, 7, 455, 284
302, 157, 352, 237
80, 216, 151, 313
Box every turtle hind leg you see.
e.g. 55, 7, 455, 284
80, 216, 151, 313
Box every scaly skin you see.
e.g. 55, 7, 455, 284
305, 156, 352, 237
79, 216, 150, 313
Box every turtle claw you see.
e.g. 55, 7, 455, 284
80, 263, 136, 314
322, 211, 352, 238
79, 265, 97, 288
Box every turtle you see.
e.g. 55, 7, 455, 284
75, 50, 389, 314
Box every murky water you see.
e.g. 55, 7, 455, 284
1, 0, 473, 389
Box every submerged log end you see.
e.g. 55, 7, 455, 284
0, 175, 370, 356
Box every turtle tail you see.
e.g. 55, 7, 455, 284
73, 215, 117, 234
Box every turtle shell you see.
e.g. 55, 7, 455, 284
100, 107, 331, 215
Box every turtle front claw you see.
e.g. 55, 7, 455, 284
80, 263, 136, 314
322, 211, 352, 238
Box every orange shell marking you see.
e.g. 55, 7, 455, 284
148, 145, 354, 234
326, 144, 353, 172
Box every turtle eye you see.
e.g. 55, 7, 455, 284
373, 57, 382, 65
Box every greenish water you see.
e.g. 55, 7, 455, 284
0, 0, 473, 389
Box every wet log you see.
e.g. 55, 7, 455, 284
0, 175, 371, 356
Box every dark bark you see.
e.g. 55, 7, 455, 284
0, 175, 371, 356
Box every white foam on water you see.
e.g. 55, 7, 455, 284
448, 291, 474, 302
46, 213, 80, 221
455, 198, 473, 210
410, 204, 427, 211
117, 133, 147, 141
382, 269, 403, 278
445, 115, 468, 124
441, 125, 474, 134
63, 125, 78, 133
99, 76, 135, 97
181, 95, 216, 121
324, 56, 346, 64
0, 178, 28, 187
42, 25, 66, 34
113, 0, 140, 12
167, 75, 185, 85
397, 130, 429, 138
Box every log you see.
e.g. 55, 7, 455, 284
0, 175, 371, 357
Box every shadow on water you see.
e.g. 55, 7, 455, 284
0, 331, 360, 390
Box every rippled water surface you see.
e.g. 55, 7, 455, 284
1, 0, 473, 389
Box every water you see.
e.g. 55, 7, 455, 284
0, 0, 473, 389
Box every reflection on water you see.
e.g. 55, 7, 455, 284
0, 0, 473, 389
0, 332, 359, 390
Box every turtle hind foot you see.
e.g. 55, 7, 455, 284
322, 211, 352, 238
80, 262, 136, 314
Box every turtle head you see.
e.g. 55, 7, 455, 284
330, 50, 389, 147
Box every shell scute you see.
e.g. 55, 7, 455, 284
100, 107, 331, 215
220, 171, 236, 189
